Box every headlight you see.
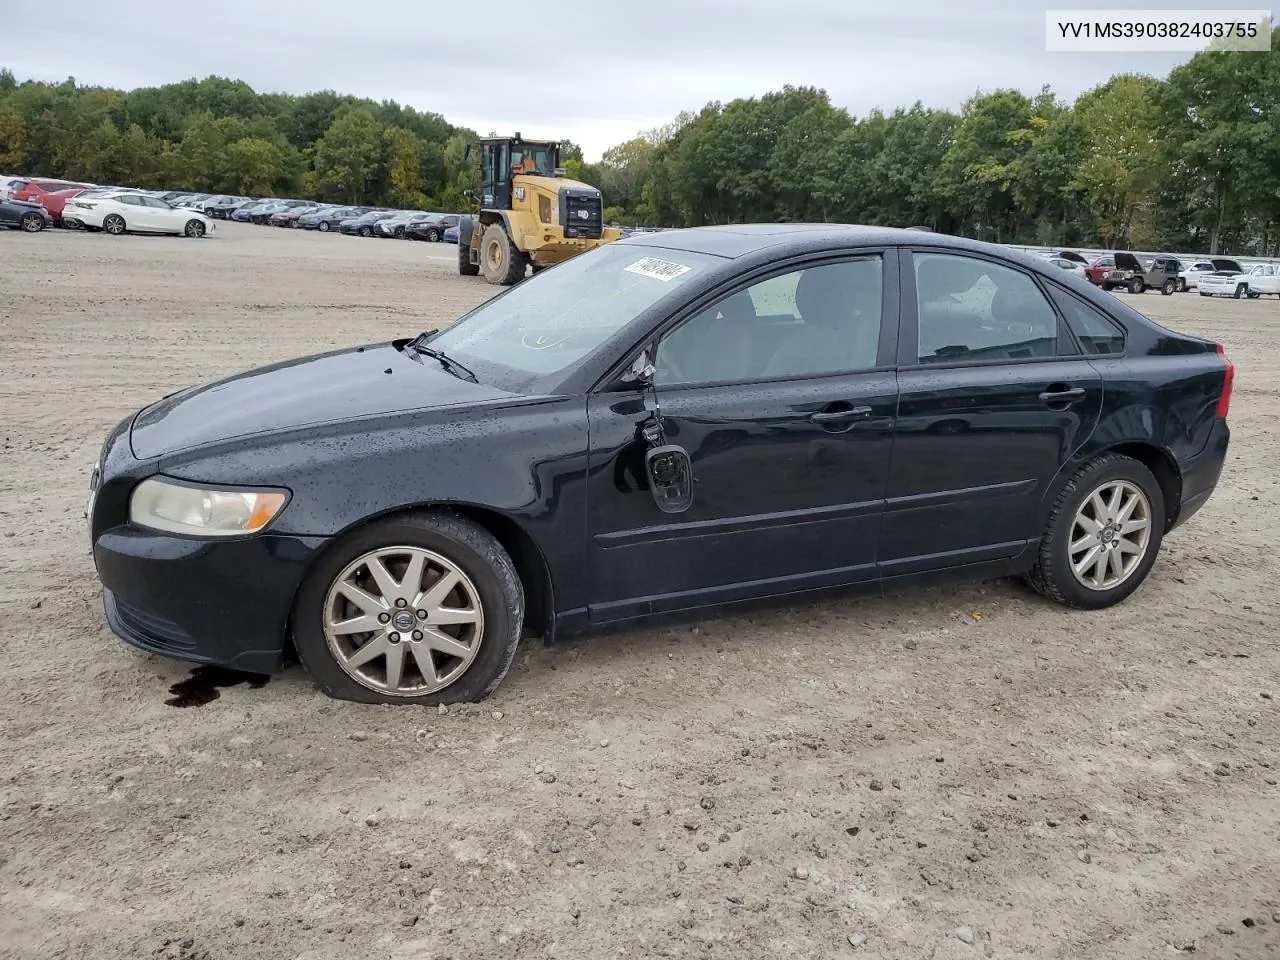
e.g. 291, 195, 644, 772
129, 477, 288, 537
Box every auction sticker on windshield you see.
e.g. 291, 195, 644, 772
625, 257, 692, 282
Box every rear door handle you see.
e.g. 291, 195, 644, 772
1039, 387, 1086, 404
810, 405, 873, 423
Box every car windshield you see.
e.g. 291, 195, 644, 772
511, 143, 557, 176
426, 244, 718, 389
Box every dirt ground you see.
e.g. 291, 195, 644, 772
1, 223, 1277, 960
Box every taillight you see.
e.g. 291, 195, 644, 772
1216, 344, 1234, 418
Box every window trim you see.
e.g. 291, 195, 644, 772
897, 247, 1086, 371
608, 248, 902, 394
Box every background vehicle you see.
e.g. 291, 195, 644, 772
1045, 255, 1087, 278
1102, 253, 1181, 294
68, 192, 215, 237
1240, 263, 1280, 297
87, 225, 1231, 706
39, 186, 91, 225
11, 178, 92, 205
408, 213, 461, 242
375, 210, 431, 238
0, 196, 52, 232
1179, 257, 1244, 292
1085, 255, 1115, 285
203, 196, 252, 218
1197, 269, 1250, 298
340, 210, 397, 236
457, 133, 622, 284
268, 203, 325, 227
307, 206, 369, 231
443, 225, 459, 243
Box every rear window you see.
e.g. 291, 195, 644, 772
1051, 290, 1126, 356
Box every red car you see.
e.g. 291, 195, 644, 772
1085, 255, 1117, 285
41, 187, 91, 223
10, 178, 91, 206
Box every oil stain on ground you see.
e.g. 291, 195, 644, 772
165, 665, 270, 707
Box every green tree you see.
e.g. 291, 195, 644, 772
313, 106, 383, 203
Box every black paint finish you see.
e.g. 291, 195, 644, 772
88, 225, 1232, 672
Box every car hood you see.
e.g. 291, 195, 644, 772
1113, 252, 1142, 270
129, 342, 522, 460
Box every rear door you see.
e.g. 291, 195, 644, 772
880, 248, 1103, 578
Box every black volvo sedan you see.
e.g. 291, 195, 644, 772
87, 225, 1233, 704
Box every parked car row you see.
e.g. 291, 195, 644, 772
223, 198, 467, 241
1056, 249, 1277, 301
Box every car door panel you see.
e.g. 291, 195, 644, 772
882, 249, 1103, 573
584, 251, 900, 622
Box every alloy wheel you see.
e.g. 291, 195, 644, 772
1068, 480, 1152, 591
322, 546, 484, 697
21, 213, 43, 232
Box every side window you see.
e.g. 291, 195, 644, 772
117, 195, 140, 206
912, 253, 1059, 364
654, 258, 884, 386
1051, 290, 1126, 355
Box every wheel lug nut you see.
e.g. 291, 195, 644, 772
416, 609, 428, 620
378, 613, 390, 623
388, 632, 400, 643
395, 598, 407, 608
412, 631, 423, 641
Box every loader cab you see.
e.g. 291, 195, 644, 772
476, 134, 560, 210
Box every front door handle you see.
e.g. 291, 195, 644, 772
810, 405, 873, 423
1038, 386, 1086, 404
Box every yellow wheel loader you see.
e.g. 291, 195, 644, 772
458, 134, 623, 285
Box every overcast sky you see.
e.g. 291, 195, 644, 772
7, 0, 1202, 159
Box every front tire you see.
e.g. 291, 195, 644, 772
360, 225, 372, 237
426, 228, 440, 242
1235, 284, 1248, 299
1175, 278, 1186, 292
1026, 454, 1165, 610
1127, 278, 1144, 294
394, 226, 405, 239
292, 511, 524, 705
480, 222, 528, 285
184, 219, 206, 238
20, 212, 45, 233
458, 233, 480, 276
319, 221, 331, 232
1101, 282, 1115, 292
103, 214, 126, 236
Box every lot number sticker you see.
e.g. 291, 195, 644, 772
625, 257, 692, 282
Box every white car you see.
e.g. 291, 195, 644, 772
65, 191, 215, 237
1180, 258, 1243, 291
1198, 268, 1252, 298
1237, 263, 1280, 298
1044, 256, 1087, 279
375, 210, 431, 238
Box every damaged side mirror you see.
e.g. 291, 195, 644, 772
644, 444, 693, 514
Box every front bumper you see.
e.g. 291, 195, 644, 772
95, 524, 328, 674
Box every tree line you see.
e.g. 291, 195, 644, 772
2, 31, 1277, 254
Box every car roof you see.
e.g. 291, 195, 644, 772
618, 223, 1040, 260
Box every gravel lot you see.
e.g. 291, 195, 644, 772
1, 223, 1277, 960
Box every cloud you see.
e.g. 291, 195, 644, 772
6, 0, 1196, 158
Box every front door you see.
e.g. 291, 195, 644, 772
585, 252, 900, 623
880, 249, 1103, 578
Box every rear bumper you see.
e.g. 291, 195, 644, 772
1173, 417, 1229, 529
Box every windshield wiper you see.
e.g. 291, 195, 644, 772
410, 340, 478, 383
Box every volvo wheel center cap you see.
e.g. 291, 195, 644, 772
392, 610, 416, 631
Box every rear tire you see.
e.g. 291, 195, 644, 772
319, 221, 331, 232
103, 214, 126, 236
1175, 278, 1186, 292
1025, 454, 1165, 611
394, 226, 405, 238
20, 212, 44, 233
1161, 279, 1176, 295
427, 228, 440, 242
292, 510, 523, 705
480, 222, 528, 285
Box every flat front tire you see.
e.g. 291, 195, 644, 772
1026, 454, 1165, 610
292, 510, 524, 705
